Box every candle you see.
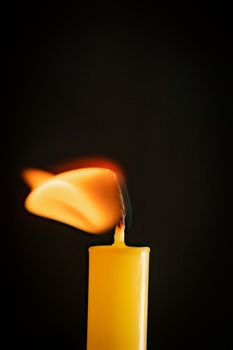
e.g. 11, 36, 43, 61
23, 164, 150, 349
87, 224, 150, 350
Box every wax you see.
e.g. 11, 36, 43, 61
87, 227, 150, 350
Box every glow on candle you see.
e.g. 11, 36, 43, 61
23, 164, 150, 350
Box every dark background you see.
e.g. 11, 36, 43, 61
2, 3, 232, 348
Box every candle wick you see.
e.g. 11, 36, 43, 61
114, 223, 125, 245
113, 172, 126, 226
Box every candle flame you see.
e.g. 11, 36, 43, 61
23, 167, 125, 234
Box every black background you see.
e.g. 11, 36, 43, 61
2, 3, 232, 348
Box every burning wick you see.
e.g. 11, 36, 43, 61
23, 164, 150, 350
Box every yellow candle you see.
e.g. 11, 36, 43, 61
87, 225, 150, 350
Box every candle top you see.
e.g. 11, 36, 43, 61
87, 224, 150, 253
23, 167, 126, 234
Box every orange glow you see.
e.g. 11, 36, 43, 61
23, 167, 125, 234
52, 157, 125, 181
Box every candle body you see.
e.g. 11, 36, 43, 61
87, 243, 150, 350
